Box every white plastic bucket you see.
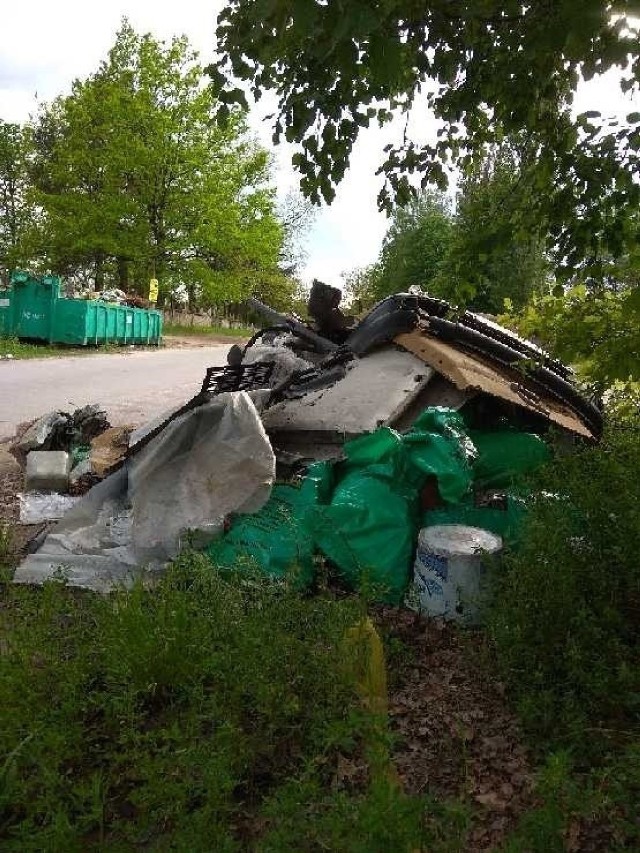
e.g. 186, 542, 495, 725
412, 525, 502, 623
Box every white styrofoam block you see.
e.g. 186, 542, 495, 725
25, 451, 71, 493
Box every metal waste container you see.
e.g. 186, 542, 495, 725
0, 271, 162, 345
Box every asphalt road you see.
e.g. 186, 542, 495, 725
0, 345, 231, 440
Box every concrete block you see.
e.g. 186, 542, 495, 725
25, 451, 71, 493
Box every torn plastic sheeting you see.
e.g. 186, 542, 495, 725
13, 467, 138, 590
129, 392, 276, 564
13, 392, 276, 591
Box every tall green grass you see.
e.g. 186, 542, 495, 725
0, 558, 461, 851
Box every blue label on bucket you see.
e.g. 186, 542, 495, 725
417, 546, 449, 581
423, 576, 443, 598
415, 571, 443, 599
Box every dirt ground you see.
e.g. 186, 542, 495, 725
0, 439, 43, 556
374, 606, 536, 851
162, 332, 249, 349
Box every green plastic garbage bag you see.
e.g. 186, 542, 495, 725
402, 408, 475, 503
470, 430, 550, 489
313, 471, 417, 603
312, 411, 474, 602
423, 495, 528, 546
340, 427, 408, 492
207, 462, 333, 587
341, 411, 474, 503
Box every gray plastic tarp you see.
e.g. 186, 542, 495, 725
14, 392, 276, 591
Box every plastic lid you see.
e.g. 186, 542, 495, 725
419, 524, 502, 557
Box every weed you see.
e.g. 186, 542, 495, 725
0, 336, 68, 359
489, 418, 640, 759
0, 555, 461, 850
0, 521, 13, 562
0, 521, 15, 580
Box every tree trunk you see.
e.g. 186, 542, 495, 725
95, 255, 105, 290
117, 256, 130, 292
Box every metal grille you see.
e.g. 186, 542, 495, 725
200, 362, 275, 395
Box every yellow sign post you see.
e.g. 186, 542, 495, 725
148, 278, 159, 303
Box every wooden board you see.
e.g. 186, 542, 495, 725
395, 330, 593, 438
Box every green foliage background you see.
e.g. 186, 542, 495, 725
0, 21, 304, 310
345, 150, 548, 315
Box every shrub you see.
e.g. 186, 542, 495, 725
489, 397, 640, 761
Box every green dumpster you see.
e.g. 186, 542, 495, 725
0, 287, 12, 336
1, 271, 162, 346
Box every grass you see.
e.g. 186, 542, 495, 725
163, 322, 254, 338
0, 336, 163, 359
0, 557, 473, 852
0, 336, 75, 359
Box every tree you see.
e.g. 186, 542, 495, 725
432, 149, 549, 313
503, 241, 640, 386
213, 1, 640, 275
343, 153, 547, 312
372, 191, 453, 301
0, 122, 31, 283
30, 63, 144, 288
30, 21, 284, 304
342, 264, 380, 311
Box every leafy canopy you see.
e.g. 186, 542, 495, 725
28, 21, 284, 304
503, 280, 640, 385
432, 148, 549, 312
0, 122, 32, 281
213, 1, 640, 272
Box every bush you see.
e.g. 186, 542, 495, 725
489, 397, 640, 760
0, 557, 440, 851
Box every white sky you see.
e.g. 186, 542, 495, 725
1, 0, 638, 289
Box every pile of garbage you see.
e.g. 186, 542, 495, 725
97, 288, 150, 309
65, 284, 151, 309
13, 284, 602, 615
14, 405, 132, 523
207, 409, 546, 603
